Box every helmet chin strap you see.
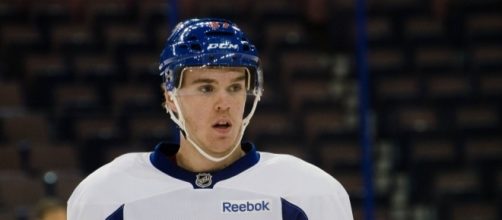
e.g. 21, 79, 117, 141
166, 91, 261, 163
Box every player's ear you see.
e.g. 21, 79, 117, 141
162, 85, 177, 113
165, 95, 177, 113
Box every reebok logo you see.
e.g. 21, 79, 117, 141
222, 200, 271, 213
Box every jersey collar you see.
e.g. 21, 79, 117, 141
149, 142, 260, 189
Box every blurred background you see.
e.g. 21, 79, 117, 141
0, 0, 501, 219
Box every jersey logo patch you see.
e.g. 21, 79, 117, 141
195, 173, 212, 188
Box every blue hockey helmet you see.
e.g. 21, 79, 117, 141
159, 18, 263, 96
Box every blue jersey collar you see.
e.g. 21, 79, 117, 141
150, 142, 260, 189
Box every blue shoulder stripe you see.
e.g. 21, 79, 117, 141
106, 204, 124, 220
281, 198, 308, 220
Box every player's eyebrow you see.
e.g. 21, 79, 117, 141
190, 75, 246, 85
190, 78, 215, 84
231, 75, 247, 82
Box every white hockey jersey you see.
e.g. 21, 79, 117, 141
68, 142, 353, 220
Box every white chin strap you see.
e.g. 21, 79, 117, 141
166, 91, 261, 162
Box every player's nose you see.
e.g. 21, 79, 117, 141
214, 90, 231, 112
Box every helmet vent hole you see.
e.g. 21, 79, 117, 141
242, 44, 250, 51
190, 43, 202, 51
205, 31, 233, 37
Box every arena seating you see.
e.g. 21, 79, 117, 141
0, 0, 501, 219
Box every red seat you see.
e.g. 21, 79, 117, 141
2, 113, 50, 143
31, 143, 79, 171
425, 75, 470, 98
433, 168, 480, 197
449, 201, 498, 220
0, 171, 44, 210
0, 82, 24, 112
246, 110, 295, 140
318, 140, 361, 169
0, 145, 21, 171
376, 76, 420, 100
456, 105, 499, 129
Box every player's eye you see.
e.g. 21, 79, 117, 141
198, 84, 215, 94
227, 83, 243, 93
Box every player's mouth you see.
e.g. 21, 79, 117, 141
212, 120, 232, 134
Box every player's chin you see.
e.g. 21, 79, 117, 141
206, 138, 238, 153
207, 127, 240, 144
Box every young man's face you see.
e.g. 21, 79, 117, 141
168, 67, 248, 156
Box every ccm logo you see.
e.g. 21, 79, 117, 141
222, 200, 271, 213
208, 43, 238, 50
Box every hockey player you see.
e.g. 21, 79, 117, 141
68, 18, 353, 220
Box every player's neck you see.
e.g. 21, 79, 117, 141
176, 138, 245, 173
